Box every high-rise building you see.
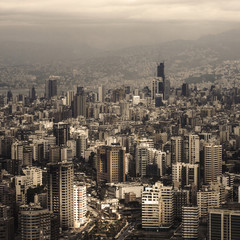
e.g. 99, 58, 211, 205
45, 78, 57, 99
49, 145, 61, 163
61, 146, 72, 162
182, 206, 199, 239
171, 136, 183, 164
73, 184, 87, 228
152, 78, 164, 100
197, 189, 220, 220
142, 182, 173, 229
154, 150, 167, 177
182, 83, 189, 97
72, 87, 86, 118
53, 123, 70, 146
98, 85, 105, 102
66, 90, 75, 106
29, 85, 36, 102
11, 141, 23, 164
203, 144, 222, 184
172, 163, 199, 189
47, 162, 74, 230
184, 134, 200, 164
209, 208, 240, 240
173, 189, 190, 220
76, 134, 87, 159
135, 144, 149, 177
15, 175, 28, 205
97, 145, 125, 183
155, 62, 170, 100
120, 101, 130, 120
19, 202, 51, 240
22, 166, 42, 187
0, 204, 14, 240
157, 62, 165, 79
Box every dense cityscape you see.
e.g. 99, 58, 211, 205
1, 59, 240, 240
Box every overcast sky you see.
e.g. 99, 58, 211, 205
1, 0, 240, 49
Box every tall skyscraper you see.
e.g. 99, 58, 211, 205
209, 208, 240, 240
142, 182, 173, 229
154, 62, 170, 100
203, 143, 222, 184
98, 85, 105, 102
47, 162, 74, 230
182, 206, 199, 239
45, 78, 57, 99
72, 87, 86, 118
73, 184, 87, 228
182, 83, 189, 97
29, 86, 36, 102
97, 145, 125, 183
171, 136, 183, 164
53, 122, 70, 146
157, 62, 165, 79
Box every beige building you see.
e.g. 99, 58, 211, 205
97, 145, 125, 183
203, 144, 222, 184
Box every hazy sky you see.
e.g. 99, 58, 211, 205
1, 0, 240, 49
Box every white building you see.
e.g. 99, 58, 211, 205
142, 182, 173, 229
186, 134, 200, 164
182, 206, 199, 239
73, 184, 87, 228
197, 190, 220, 220
172, 162, 199, 188
22, 166, 42, 187
107, 182, 143, 199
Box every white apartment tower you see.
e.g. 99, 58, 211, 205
186, 134, 200, 164
73, 184, 87, 228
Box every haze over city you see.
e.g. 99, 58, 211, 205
1, 0, 240, 50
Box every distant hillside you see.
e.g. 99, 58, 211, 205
1, 28, 240, 86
